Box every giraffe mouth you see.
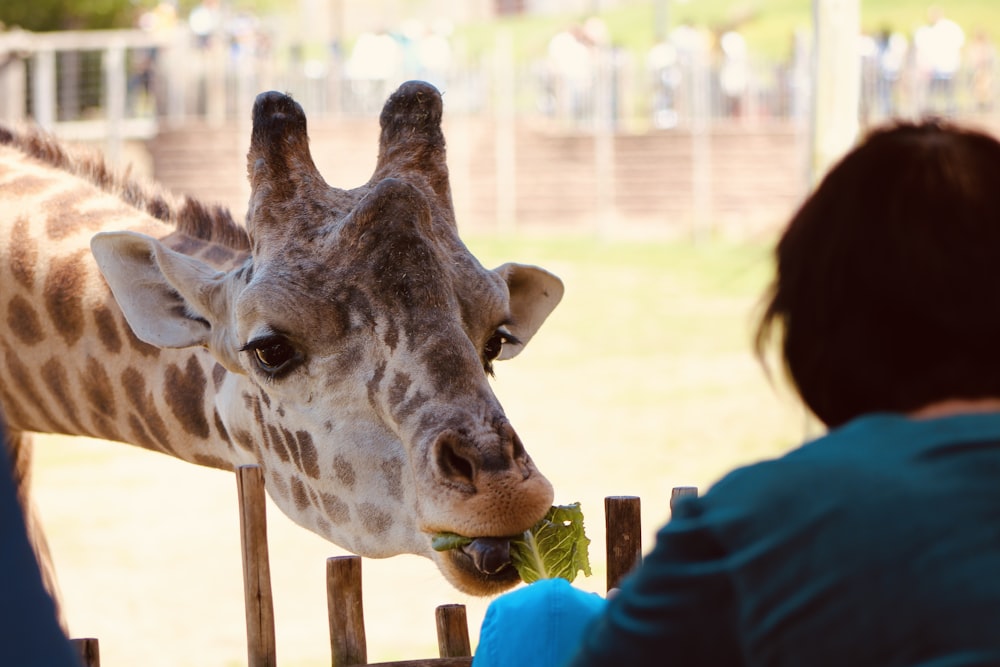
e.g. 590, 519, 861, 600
441, 537, 521, 591
459, 537, 513, 576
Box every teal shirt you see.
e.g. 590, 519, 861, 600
566, 412, 1000, 666
475, 412, 1000, 667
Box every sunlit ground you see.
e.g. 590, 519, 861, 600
32, 234, 811, 666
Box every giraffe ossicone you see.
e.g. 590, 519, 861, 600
1, 80, 563, 596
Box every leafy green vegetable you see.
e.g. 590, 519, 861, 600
510, 503, 592, 584
431, 503, 592, 584
432, 532, 473, 552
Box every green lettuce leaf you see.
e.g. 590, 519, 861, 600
431, 532, 473, 552
431, 503, 592, 584
510, 503, 592, 584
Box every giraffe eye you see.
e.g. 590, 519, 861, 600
484, 333, 506, 362
484, 328, 520, 364
243, 335, 303, 378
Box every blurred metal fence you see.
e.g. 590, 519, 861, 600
2, 24, 998, 143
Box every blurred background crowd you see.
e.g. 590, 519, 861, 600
0, 1, 994, 131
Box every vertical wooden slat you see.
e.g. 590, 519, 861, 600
435, 604, 472, 658
670, 486, 699, 511
604, 495, 642, 591
236, 465, 277, 667
70, 637, 100, 667
327, 555, 367, 666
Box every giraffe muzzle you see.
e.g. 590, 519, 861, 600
460, 537, 512, 576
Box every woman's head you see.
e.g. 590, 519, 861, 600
756, 121, 1000, 427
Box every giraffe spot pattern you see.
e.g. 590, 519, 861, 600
290, 477, 310, 512
380, 458, 404, 501
266, 424, 290, 462
202, 244, 237, 266
9, 217, 37, 290
213, 409, 232, 447
167, 235, 207, 256
83, 356, 116, 420
387, 371, 411, 411
357, 502, 393, 535
82, 356, 121, 442
163, 355, 210, 439
281, 428, 320, 479
321, 492, 350, 525
4, 348, 69, 434
125, 323, 160, 358
231, 428, 256, 453
40, 359, 82, 432
43, 250, 88, 347
121, 366, 175, 454
212, 363, 227, 391
268, 470, 289, 500
365, 360, 386, 411
0, 387, 33, 433
333, 454, 356, 489
92, 304, 122, 354
127, 413, 161, 452
383, 321, 399, 351
7, 295, 44, 345
193, 453, 231, 470
43, 189, 119, 240
3, 174, 50, 196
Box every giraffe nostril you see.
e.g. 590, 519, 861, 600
434, 433, 477, 489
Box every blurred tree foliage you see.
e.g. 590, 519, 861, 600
0, 0, 142, 30
0, 0, 285, 32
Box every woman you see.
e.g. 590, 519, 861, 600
474, 121, 1000, 666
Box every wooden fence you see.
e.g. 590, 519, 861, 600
68, 464, 699, 666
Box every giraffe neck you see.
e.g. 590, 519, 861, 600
0, 132, 248, 470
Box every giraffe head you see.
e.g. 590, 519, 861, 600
89, 82, 562, 595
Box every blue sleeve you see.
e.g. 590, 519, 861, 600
564, 498, 741, 666
473, 578, 608, 667
0, 445, 82, 667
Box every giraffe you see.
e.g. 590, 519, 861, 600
0, 81, 564, 608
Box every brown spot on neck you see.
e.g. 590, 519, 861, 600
43, 250, 89, 347
9, 217, 38, 290
380, 458, 404, 501
163, 355, 210, 439
122, 366, 175, 454
3, 348, 70, 434
93, 304, 123, 354
358, 502, 392, 535
290, 477, 311, 511
40, 358, 83, 433
321, 492, 350, 525
43, 188, 116, 240
7, 296, 44, 345
212, 363, 227, 391
333, 454, 356, 489
292, 430, 320, 479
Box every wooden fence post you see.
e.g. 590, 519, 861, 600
236, 465, 277, 667
327, 555, 367, 666
435, 604, 471, 658
70, 637, 100, 667
670, 486, 698, 511
604, 495, 642, 591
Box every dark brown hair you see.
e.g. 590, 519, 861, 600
755, 121, 1000, 427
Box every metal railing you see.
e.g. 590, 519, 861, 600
2, 24, 998, 161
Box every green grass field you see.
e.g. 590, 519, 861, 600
33, 233, 814, 666
464, 234, 809, 533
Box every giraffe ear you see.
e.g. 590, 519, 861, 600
90, 231, 230, 352
493, 263, 564, 361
